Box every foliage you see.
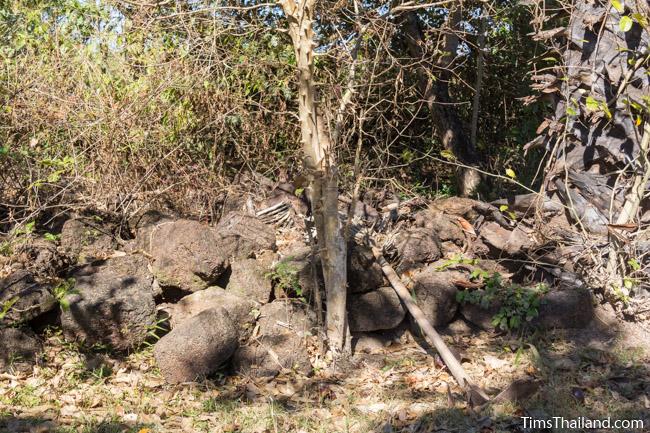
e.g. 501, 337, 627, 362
456, 273, 549, 331
266, 260, 302, 299
52, 278, 77, 311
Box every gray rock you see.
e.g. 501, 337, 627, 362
411, 268, 460, 326
535, 287, 593, 329
461, 286, 594, 330
232, 300, 314, 377
415, 210, 465, 244
214, 212, 276, 259
154, 307, 239, 383
141, 219, 229, 292
0, 327, 42, 373
479, 222, 534, 256
227, 258, 273, 304
394, 227, 442, 274
348, 244, 384, 294
0, 271, 56, 326
161, 286, 258, 333
15, 238, 66, 277
61, 254, 156, 351
60, 217, 117, 263
348, 287, 405, 332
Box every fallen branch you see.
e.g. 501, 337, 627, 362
370, 245, 490, 406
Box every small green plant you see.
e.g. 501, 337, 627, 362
456, 273, 548, 331
12, 221, 35, 237
266, 260, 302, 299
435, 254, 479, 271
0, 241, 12, 256
0, 297, 18, 320
52, 278, 77, 311
43, 232, 60, 242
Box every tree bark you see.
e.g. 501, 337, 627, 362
400, 6, 481, 196
279, 0, 350, 355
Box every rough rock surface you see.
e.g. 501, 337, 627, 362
0, 327, 42, 373
348, 244, 384, 294
15, 238, 66, 277
160, 286, 258, 332
461, 286, 594, 330
394, 227, 442, 274
141, 219, 229, 292
60, 217, 117, 262
232, 300, 314, 377
0, 271, 56, 326
214, 212, 276, 259
227, 258, 273, 304
411, 268, 460, 327
154, 307, 239, 383
479, 222, 534, 256
535, 287, 594, 329
348, 287, 405, 332
61, 254, 156, 351
415, 210, 465, 244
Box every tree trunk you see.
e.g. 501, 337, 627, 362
279, 0, 350, 355
401, 6, 481, 196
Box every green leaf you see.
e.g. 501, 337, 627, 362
585, 96, 599, 111
632, 13, 648, 28
499, 204, 509, 212
628, 258, 641, 271
505, 168, 516, 179
619, 16, 633, 32
611, 0, 624, 13
440, 149, 456, 160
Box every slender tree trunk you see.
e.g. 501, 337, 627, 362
401, 6, 481, 196
279, 0, 350, 355
470, 11, 487, 150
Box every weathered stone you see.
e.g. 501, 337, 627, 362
60, 217, 117, 262
348, 287, 405, 332
535, 287, 594, 329
61, 254, 156, 351
394, 227, 442, 274
348, 244, 384, 294
160, 286, 258, 333
214, 212, 276, 259
0, 327, 42, 373
479, 222, 534, 256
461, 286, 594, 330
232, 300, 314, 377
154, 307, 238, 383
411, 268, 460, 327
415, 210, 465, 244
15, 238, 66, 277
0, 271, 56, 326
141, 219, 229, 292
227, 258, 273, 304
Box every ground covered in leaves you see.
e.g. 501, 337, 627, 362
2, 308, 649, 433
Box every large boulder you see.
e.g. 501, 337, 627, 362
394, 228, 442, 274
348, 287, 405, 332
535, 287, 594, 329
14, 238, 66, 277
0, 327, 42, 373
60, 217, 117, 263
160, 287, 258, 333
348, 244, 384, 294
214, 212, 276, 259
227, 258, 273, 304
233, 300, 314, 377
61, 254, 156, 351
141, 219, 229, 293
154, 307, 239, 383
142, 215, 275, 293
414, 210, 465, 245
461, 286, 594, 330
479, 222, 534, 256
0, 271, 56, 326
411, 268, 460, 327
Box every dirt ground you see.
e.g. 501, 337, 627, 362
1, 303, 649, 433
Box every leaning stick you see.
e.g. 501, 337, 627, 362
370, 246, 490, 404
